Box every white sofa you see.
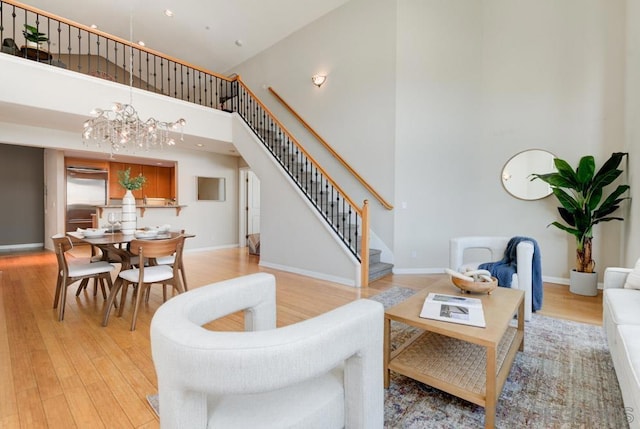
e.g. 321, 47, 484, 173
603, 266, 640, 428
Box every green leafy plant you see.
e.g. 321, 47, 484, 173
22, 24, 48, 44
117, 168, 146, 191
531, 152, 629, 273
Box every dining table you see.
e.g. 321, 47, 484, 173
67, 230, 194, 327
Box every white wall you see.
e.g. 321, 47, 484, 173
230, 0, 397, 253
395, 0, 625, 279
230, 0, 628, 281
625, 0, 640, 266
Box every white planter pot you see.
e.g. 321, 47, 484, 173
569, 270, 598, 296
120, 190, 137, 235
25, 40, 45, 50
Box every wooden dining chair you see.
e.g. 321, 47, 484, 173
51, 234, 116, 322
115, 235, 186, 331
153, 229, 188, 292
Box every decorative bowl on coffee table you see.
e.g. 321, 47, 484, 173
451, 276, 498, 294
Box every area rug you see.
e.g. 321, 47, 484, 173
147, 286, 630, 428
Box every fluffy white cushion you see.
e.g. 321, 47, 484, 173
623, 258, 640, 290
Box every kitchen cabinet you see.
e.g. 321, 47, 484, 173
65, 157, 109, 171
142, 165, 175, 199
142, 165, 158, 198
109, 161, 174, 201
157, 166, 174, 199
109, 162, 127, 200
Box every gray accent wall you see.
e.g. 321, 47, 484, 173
0, 144, 44, 248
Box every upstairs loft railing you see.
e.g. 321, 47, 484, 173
0, 0, 236, 109
0, 0, 371, 285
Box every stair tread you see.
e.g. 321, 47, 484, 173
369, 261, 393, 272
368, 261, 393, 282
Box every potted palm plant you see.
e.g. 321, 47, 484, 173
531, 152, 629, 295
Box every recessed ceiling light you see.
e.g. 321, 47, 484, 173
90, 24, 98, 29
235, 39, 243, 47
196, 143, 204, 147
164, 9, 174, 17
138, 41, 145, 47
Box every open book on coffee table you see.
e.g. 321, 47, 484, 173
419, 293, 486, 327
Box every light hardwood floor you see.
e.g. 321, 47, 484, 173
0, 246, 603, 428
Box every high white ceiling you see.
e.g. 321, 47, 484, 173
17, 0, 350, 73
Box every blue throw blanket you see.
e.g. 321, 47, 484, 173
478, 236, 543, 312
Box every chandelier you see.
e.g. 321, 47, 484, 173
81, 10, 185, 154
82, 103, 186, 153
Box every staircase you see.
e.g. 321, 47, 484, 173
248, 131, 393, 283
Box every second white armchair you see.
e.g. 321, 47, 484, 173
449, 236, 541, 321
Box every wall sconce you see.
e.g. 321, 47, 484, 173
311, 74, 327, 88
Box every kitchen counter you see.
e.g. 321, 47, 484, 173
97, 204, 186, 217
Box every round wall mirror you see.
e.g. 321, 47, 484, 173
502, 149, 555, 200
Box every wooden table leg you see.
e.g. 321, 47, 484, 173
102, 277, 123, 326
100, 244, 131, 327
384, 317, 391, 388
518, 297, 525, 352
485, 345, 497, 428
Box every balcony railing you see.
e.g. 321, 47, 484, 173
0, 0, 235, 109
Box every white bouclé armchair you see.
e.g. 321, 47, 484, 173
150, 273, 384, 429
449, 236, 536, 321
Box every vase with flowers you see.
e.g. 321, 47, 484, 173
118, 168, 146, 235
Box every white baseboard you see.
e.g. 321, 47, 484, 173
392, 267, 443, 275
542, 276, 569, 285
186, 243, 240, 253
0, 243, 43, 252
259, 261, 356, 287
392, 269, 606, 290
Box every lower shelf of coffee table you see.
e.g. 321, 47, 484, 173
388, 326, 520, 406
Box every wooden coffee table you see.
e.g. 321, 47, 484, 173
384, 279, 524, 428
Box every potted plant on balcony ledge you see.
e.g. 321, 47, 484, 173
22, 24, 48, 49
531, 152, 629, 296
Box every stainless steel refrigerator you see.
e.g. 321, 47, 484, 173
65, 167, 108, 232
